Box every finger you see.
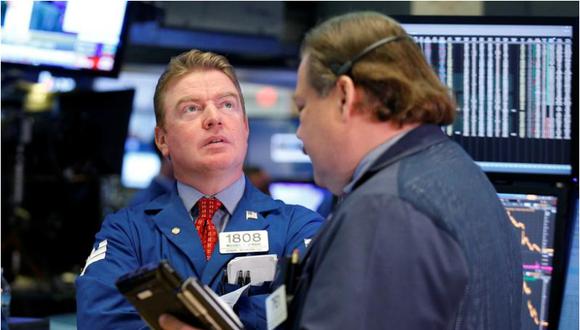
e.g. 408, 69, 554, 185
158, 314, 188, 330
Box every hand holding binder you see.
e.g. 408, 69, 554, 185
158, 314, 202, 330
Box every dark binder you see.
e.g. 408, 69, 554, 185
116, 260, 244, 330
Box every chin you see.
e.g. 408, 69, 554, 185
315, 172, 342, 194
313, 173, 326, 189
206, 158, 244, 172
203, 162, 234, 172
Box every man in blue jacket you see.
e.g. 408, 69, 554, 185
75, 49, 323, 330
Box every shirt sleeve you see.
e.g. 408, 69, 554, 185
75, 209, 147, 330
298, 195, 469, 330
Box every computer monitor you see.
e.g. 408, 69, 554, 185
496, 183, 573, 329
1, 1, 131, 77
57, 89, 135, 175
398, 16, 578, 178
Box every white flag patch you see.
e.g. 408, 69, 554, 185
80, 240, 108, 276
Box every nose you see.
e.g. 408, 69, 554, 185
295, 125, 308, 155
296, 124, 302, 141
202, 104, 223, 130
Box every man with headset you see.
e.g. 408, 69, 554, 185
285, 11, 522, 330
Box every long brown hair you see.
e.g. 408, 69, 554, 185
301, 12, 456, 126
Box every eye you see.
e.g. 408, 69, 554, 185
295, 103, 305, 114
184, 104, 200, 113
294, 98, 305, 114
222, 101, 234, 110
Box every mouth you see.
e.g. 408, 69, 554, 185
204, 136, 227, 147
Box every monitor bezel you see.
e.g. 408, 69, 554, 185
0, 1, 133, 78
394, 15, 578, 181
493, 179, 574, 330
557, 194, 579, 327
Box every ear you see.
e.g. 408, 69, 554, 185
335, 75, 357, 122
243, 115, 250, 137
154, 126, 170, 159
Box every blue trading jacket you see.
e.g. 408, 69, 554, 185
76, 180, 323, 329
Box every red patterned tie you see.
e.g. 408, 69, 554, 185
194, 197, 222, 260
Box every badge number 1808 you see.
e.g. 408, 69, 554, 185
219, 230, 269, 254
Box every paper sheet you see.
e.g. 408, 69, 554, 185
226, 254, 278, 285
220, 284, 251, 308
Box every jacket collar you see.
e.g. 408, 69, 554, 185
146, 178, 281, 285
351, 124, 448, 191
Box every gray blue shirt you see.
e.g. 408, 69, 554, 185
177, 175, 245, 232
343, 130, 408, 194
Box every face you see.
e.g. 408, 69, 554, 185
294, 55, 348, 195
155, 69, 248, 181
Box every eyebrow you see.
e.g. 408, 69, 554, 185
174, 92, 240, 109
175, 96, 200, 108
215, 92, 240, 102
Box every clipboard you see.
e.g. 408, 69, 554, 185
116, 260, 244, 330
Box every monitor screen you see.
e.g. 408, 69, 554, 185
269, 181, 330, 212
121, 150, 161, 189
499, 192, 558, 329
1, 0, 130, 77
246, 118, 314, 181
495, 183, 573, 330
399, 17, 578, 176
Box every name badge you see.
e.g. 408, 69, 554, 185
219, 230, 269, 254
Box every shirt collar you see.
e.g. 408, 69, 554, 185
343, 130, 409, 194
177, 175, 246, 215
